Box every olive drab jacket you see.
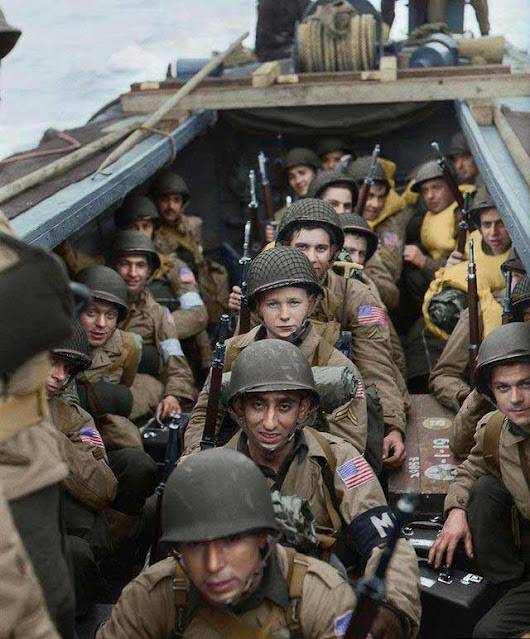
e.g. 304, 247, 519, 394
97, 544, 356, 639
444, 411, 530, 520
313, 269, 407, 436
120, 288, 195, 403
364, 250, 400, 312
227, 429, 421, 636
49, 396, 117, 512
183, 323, 368, 455
0, 486, 61, 639
449, 389, 494, 459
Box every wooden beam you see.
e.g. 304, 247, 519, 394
121, 72, 530, 113
493, 107, 530, 189
252, 61, 281, 88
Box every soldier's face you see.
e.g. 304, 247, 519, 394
46, 357, 75, 396
236, 391, 311, 452
257, 286, 315, 338
321, 186, 353, 214
453, 153, 477, 182
344, 233, 368, 266
290, 228, 336, 280
80, 300, 119, 347
114, 255, 151, 296
157, 192, 185, 222
180, 532, 268, 606
480, 208, 511, 255
128, 219, 154, 239
491, 362, 530, 428
321, 150, 344, 171
363, 183, 388, 221
420, 178, 453, 213
287, 165, 316, 197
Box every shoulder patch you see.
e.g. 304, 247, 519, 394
179, 266, 195, 284
334, 611, 353, 637
337, 456, 374, 490
358, 305, 388, 328
348, 505, 399, 557
382, 230, 399, 247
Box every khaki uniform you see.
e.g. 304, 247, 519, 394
449, 389, 493, 459
0, 485, 61, 639
364, 250, 400, 311
121, 288, 195, 417
313, 269, 407, 436
371, 214, 404, 281
97, 545, 356, 639
184, 323, 368, 455
227, 429, 421, 635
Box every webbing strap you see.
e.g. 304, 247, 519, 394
103, 331, 141, 387
482, 411, 505, 479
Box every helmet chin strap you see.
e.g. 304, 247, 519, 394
266, 319, 309, 345
240, 416, 305, 457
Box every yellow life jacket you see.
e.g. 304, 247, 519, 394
367, 187, 405, 230
401, 178, 419, 207
379, 157, 396, 189
423, 230, 509, 340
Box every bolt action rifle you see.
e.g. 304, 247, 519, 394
238, 220, 252, 334
467, 238, 479, 386
258, 151, 275, 224
431, 142, 465, 210
149, 412, 186, 565
502, 268, 513, 325
456, 191, 473, 254
248, 169, 262, 251
200, 314, 230, 450
273, 132, 287, 207
355, 144, 381, 216
344, 493, 416, 639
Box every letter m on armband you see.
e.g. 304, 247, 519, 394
348, 506, 399, 557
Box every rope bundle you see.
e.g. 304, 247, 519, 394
298, 1, 376, 73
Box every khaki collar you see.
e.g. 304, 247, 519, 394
505, 419, 530, 446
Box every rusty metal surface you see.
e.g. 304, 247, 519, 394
389, 394, 459, 515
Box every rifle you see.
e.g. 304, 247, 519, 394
456, 191, 472, 254
149, 412, 186, 565
502, 269, 513, 325
248, 169, 262, 249
467, 238, 479, 386
239, 220, 252, 334
258, 151, 275, 223
355, 144, 381, 216
200, 314, 230, 450
273, 132, 286, 207
431, 142, 465, 209
344, 493, 416, 639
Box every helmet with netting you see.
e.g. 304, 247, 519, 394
277, 198, 344, 250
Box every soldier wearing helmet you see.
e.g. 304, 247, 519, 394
317, 137, 356, 171
447, 131, 481, 187
429, 322, 530, 638
110, 230, 195, 421
184, 246, 369, 457
97, 447, 358, 639
283, 147, 320, 199
307, 169, 359, 215
224, 340, 421, 638
151, 170, 230, 327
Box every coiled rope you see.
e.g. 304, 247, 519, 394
298, 1, 376, 72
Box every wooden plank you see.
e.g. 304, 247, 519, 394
468, 98, 494, 125
252, 61, 282, 88
277, 74, 299, 84
493, 106, 530, 188
122, 72, 530, 113
380, 56, 397, 82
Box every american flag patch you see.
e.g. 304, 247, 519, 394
337, 456, 374, 490
165, 306, 175, 325
358, 305, 388, 328
80, 427, 105, 450
334, 611, 353, 637
355, 381, 365, 398
383, 230, 399, 247
179, 266, 195, 284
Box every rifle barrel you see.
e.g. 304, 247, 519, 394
431, 141, 464, 208
502, 269, 513, 325
355, 144, 380, 216
468, 239, 479, 386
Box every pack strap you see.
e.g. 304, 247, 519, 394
172, 563, 190, 638
482, 411, 505, 479
283, 547, 310, 637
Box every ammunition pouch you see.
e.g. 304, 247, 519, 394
138, 345, 160, 378
77, 380, 133, 419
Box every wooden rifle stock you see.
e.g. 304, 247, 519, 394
502, 269, 513, 325
345, 493, 416, 639
467, 239, 480, 386
431, 142, 465, 209
354, 144, 381, 216
456, 192, 472, 254
238, 220, 252, 334
201, 314, 230, 450
258, 151, 275, 222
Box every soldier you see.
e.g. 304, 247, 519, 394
185, 246, 370, 457
283, 147, 320, 199
98, 447, 362, 639
76, 265, 157, 542
225, 340, 421, 638
306, 169, 359, 214
447, 131, 482, 188
255, 0, 310, 62
150, 170, 230, 326
110, 230, 196, 420
276, 199, 408, 468
115, 194, 212, 384
46, 321, 118, 616
317, 137, 356, 171
0, 217, 76, 637
428, 322, 530, 638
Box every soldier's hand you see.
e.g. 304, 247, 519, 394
446, 249, 465, 268
228, 285, 242, 312
158, 395, 182, 419
403, 244, 426, 269
382, 430, 407, 469
371, 604, 405, 639
265, 224, 275, 243
428, 508, 473, 569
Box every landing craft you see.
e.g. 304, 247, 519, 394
1, 2, 529, 637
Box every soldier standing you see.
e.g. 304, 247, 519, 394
429, 322, 530, 638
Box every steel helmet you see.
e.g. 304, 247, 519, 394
512, 276, 530, 322
160, 448, 278, 544
475, 323, 530, 401
306, 169, 359, 203
76, 265, 129, 322
228, 339, 319, 409
501, 249, 526, 276
346, 155, 389, 187
316, 137, 354, 159
468, 187, 497, 229
114, 195, 159, 229
339, 212, 379, 262
283, 147, 320, 173
247, 246, 323, 311
277, 198, 344, 251
447, 131, 470, 158
150, 171, 190, 203
410, 159, 446, 193
51, 319, 92, 374
111, 230, 161, 273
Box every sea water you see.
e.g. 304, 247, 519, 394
0, 0, 528, 159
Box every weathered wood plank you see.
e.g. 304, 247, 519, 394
252, 61, 282, 88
